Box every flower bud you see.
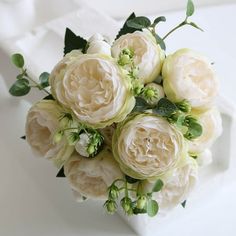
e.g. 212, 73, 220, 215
136, 195, 147, 209
176, 100, 191, 113
109, 185, 119, 200
67, 132, 80, 146
104, 200, 117, 214
121, 197, 132, 213
53, 130, 64, 144
87, 145, 95, 155
184, 115, 198, 127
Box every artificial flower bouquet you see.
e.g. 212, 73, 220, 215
9, 0, 222, 218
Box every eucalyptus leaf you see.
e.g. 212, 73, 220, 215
152, 179, 164, 192
115, 13, 141, 40
154, 33, 166, 50
186, 0, 195, 17
39, 72, 50, 88
188, 121, 202, 138
188, 22, 204, 31
153, 98, 177, 117
147, 199, 159, 217
126, 16, 151, 29
56, 166, 65, 177
9, 79, 30, 96
152, 16, 166, 27
11, 53, 24, 68
16, 74, 24, 80
64, 28, 88, 55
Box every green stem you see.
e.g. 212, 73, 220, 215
125, 181, 128, 198
162, 20, 187, 40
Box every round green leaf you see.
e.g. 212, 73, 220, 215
39, 72, 50, 88
147, 199, 159, 217
11, 53, 24, 68
188, 122, 202, 138
152, 179, 164, 192
9, 79, 30, 96
186, 0, 195, 17
153, 98, 177, 117
127, 16, 151, 29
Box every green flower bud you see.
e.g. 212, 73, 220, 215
176, 100, 191, 113
87, 145, 95, 155
121, 197, 132, 213
67, 132, 80, 146
53, 130, 64, 144
184, 115, 198, 127
109, 185, 119, 200
136, 195, 147, 210
104, 200, 117, 214
119, 54, 131, 66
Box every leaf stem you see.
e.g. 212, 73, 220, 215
162, 21, 186, 40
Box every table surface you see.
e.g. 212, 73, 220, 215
0, 1, 236, 236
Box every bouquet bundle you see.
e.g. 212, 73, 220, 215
9, 1, 222, 217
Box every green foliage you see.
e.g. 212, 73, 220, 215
39, 72, 50, 88
153, 98, 178, 117
186, 0, 195, 17
152, 16, 166, 27
64, 28, 88, 55
152, 179, 164, 192
11, 53, 24, 68
147, 199, 159, 217
126, 16, 151, 29
9, 78, 30, 96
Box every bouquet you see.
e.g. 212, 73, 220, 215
9, 0, 222, 217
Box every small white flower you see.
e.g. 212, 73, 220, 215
87, 33, 111, 55
75, 133, 90, 157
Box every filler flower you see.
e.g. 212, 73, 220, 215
113, 114, 187, 179
25, 100, 74, 167
49, 54, 135, 128
64, 147, 123, 200
162, 49, 219, 110
111, 30, 165, 84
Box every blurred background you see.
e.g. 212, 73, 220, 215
0, 1, 236, 236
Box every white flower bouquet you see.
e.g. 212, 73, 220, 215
9, 0, 222, 218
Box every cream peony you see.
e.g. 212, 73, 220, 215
162, 48, 219, 110
144, 156, 198, 212
111, 30, 165, 84
112, 114, 187, 179
64, 147, 123, 200
25, 100, 74, 167
189, 108, 222, 153
49, 54, 135, 128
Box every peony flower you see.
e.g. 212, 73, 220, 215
64, 147, 123, 200
25, 100, 74, 167
87, 33, 111, 56
112, 114, 187, 179
162, 48, 219, 110
143, 156, 198, 212
49, 54, 135, 128
189, 108, 222, 153
111, 30, 165, 84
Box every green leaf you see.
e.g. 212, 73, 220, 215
188, 22, 204, 31
133, 207, 147, 215
153, 98, 177, 117
152, 179, 164, 192
115, 13, 141, 40
56, 166, 65, 177
64, 28, 88, 55
126, 16, 151, 29
181, 200, 187, 208
11, 53, 24, 68
186, 0, 195, 17
125, 175, 139, 184
9, 79, 30, 96
152, 16, 166, 27
39, 72, 50, 88
132, 97, 150, 112
16, 74, 24, 80
154, 33, 166, 50
147, 199, 159, 217
43, 94, 55, 100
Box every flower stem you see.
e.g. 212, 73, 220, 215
162, 20, 187, 40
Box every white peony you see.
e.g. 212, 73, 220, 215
87, 33, 111, 56
143, 156, 198, 212
111, 30, 165, 84
49, 54, 135, 128
189, 108, 222, 153
112, 114, 187, 179
64, 147, 123, 200
25, 100, 74, 167
162, 48, 219, 110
